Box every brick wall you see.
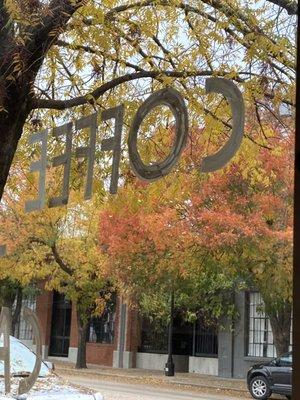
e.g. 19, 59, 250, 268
35, 287, 141, 368
125, 307, 140, 367
36, 286, 53, 347
86, 343, 115, 366
69, 299, 120, 366
69, 304, 78, 348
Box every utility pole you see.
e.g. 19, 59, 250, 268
293, 5, 300, 399
165, 290, 175, 376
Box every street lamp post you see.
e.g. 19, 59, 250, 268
165, 290, 175, 376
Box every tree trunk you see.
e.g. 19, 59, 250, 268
0, 0, 84, 201
0, 105, 30, 200
75, 305, 88, 369
268, 301, 292, 357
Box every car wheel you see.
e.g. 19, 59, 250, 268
249, 376, 271, 399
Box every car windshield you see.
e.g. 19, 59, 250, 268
278, 352, 293, 364
0, 335, 49, 377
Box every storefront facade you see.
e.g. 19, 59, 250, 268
17, 288, 291, 379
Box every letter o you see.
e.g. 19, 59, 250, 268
128, 87, 189, 181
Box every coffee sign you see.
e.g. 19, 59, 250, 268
0, 78, 245, 254
0, 78, 244, 257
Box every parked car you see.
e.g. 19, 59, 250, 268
247, 351, 292, 400
0, 336, 104, 399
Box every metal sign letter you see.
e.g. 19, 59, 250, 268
128, 87, 189, 181
201, 78, 245, 172
75, 113, 97, 200
18, 307, 42, 395
49, 122, 73, 207
101, 105, 124, 194
25, 130, 48, 212
0, 245, 6, 257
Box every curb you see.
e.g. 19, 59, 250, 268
56, 367, 248, 395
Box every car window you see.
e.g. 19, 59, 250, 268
278, 352, 292, 367
0, 335, 49, 377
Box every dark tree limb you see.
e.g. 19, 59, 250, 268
28, 236, 73, 276
56, 39, 145, 72
50, 243, 73, 276
24, 0, 85, 78
0, 1, 86, 201
32, 69, 247, 110
266, 0, 298, 14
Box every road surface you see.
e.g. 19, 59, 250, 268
65, 375, 251, 400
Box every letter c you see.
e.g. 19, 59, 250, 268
201, 78, 245, 172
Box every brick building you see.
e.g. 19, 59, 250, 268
18, 288, 292, 379
34, 290, 139, 368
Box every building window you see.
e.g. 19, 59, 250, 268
138, 318, 168, 354
247, 292, 292, 358
139, 314, 218, 357
87, 297, 116, 344
16, 296, 36, 340
247, 292, 277, 358
193, 319, 218, 358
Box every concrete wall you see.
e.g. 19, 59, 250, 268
189, 356, 218, 376
136, 352, 189, 372
218, 316, 233, 378
218, 291, 273, 379
68, 347, 78, 363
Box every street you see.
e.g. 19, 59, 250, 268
66, 375, 251, 400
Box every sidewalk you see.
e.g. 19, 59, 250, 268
52, 360, 248, 396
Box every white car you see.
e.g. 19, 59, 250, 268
0, 336, 104, 400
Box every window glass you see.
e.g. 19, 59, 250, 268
247, 292, 293, 358
87, 295, 116, 344
279, 353, 292, 366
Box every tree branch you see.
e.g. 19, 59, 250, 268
51, 242, 73, 276
266, 0, 297, 14
56, 39, 145, 72
28, 236, 73, 276
24, 0, 85, 77
32, 69, 246, 110
94, 0, 295, 74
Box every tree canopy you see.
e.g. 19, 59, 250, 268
0, 0, 295, 360
0, 0, 296, 199
0, 153, 108, 367
98, 110, 293, 354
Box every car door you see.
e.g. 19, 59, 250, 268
270, 352, 292, 394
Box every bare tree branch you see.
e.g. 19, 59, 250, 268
24, 0, 85, 78
32, 69, 247, 110
266, 0, 297, 14
96, 0, 296, 74
51, 242, 73, 276
56, 39, 145, 72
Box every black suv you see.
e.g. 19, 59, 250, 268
247, 352, 292, 399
